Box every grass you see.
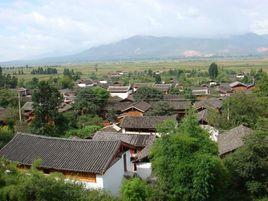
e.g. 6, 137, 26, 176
3, 58, 268, 81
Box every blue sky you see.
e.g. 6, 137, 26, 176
0, 0, 268, 61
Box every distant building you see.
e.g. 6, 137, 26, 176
77, 80, 96, 88
229, 81, 255, 93
153, 84, 172, 94
120, 115, 177, 136
108, 86, 132, 99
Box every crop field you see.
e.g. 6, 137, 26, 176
2, 58, 268, 81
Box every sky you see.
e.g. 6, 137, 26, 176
0, 0, 268, 61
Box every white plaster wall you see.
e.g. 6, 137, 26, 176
102, 150, 133, 195
110, 91, 131, 99
136, 162, 152, 180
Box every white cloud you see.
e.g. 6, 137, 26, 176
0, 0, 268, 61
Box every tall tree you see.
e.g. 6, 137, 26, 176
150, 112, 227, 201
74, 87, 109, 115
31, 81, 64, 136
133, 87, 163, 102
224, 131, 268, 201
208, 62, 218, 80
154, 74, 162, 84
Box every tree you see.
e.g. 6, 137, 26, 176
254, 72, 268, 97
213, 94, 268, 129
150, 112, 227, 201
61, 76, 74, 89
0, 158, 117, 201
224, 131, 268, 200
31, 81, 64, 136
74, 87, 109, 115
147, 101, 175, 116
208, 62, 218, 80
120, 178, 151, 201
0, 89, 17, 107
0, 126, 14, 149
154, 74, 162, 84
133, 87, 163, 102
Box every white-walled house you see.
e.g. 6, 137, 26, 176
0, 133, 133, 195
108, 86, 132, 99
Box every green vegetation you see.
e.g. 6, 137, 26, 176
150, 112, 227, 201
208, 62, 218, 79
0, 159, 117, 201
133, 87, 163, 101
31, 81, 66, 136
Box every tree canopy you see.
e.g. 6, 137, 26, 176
31, 81, 65, 136
150, 111, 227, 201
208, 62, 218, 80
133, 87, 163, 102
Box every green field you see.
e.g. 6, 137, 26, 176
3, 58, 268, 81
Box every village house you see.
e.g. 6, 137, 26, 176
77, 79, 96, 88
218, 125, 253, 157
194, 98, 222, 112
118, 101, 151, 121
17, 87, 29, 97
132, 83, 154, 92
217, 83, 233, 96
21, 101, 73, 122
120, 115, 177, 136
0, 133, 133, 195
153, 83, 172, 94
229, 81, 255, 93
191, 86, 210, 100
108, 85, 132, 99
59, 89, 76, 104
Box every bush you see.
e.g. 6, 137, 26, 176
120, 178, 151, 201
0, 126, 14, 149
66, 125, 103, 139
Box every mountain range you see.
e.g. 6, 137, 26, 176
2, 33, 268, 65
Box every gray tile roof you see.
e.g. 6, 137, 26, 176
137, 136, 156, 161
218, 125, 253, 156
108, 86, 131, 93
122, 101, 151, 112
92, 132, 154, 147
194, 98, 222, 110
0, 133, 122, 174
120, 115, 177, 129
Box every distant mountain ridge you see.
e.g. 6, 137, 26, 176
2, 33, 268, 65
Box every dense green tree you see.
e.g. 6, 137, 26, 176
61, 76, 74, 89
74, 87, 109, 115
0, 126, 14, 149
254, 72, 268, 97
133, 87, 163, 102
212, 94, 268, 129
0, 159, 117, 201
224, 131, 268, 201
66, 125, 103, 139
120, 178, 151, 201
208, 62, 218, 80
154, 74, 162, 84
150, 112, 227, 201
147, 101, 175, 116
31, 81, 64, 136
0, 89, 17, 107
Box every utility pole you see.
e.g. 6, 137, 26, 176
18, 90, 22, 123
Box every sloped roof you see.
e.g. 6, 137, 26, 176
137, 136, 156, 161
21, 102, 34, 112
120, 115, 177, 129
229, 81, 248, 88
194, 98, 222, 110
0, 133, 122, 174
197, 109, 209, 123
122, 101, 151, 112
218, 125, 253, 156
163, 95, 186, 101
133, 83, 154, 88
108, 86, 131, 93
153, 84, 172, 92
92, 132, 155, 147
